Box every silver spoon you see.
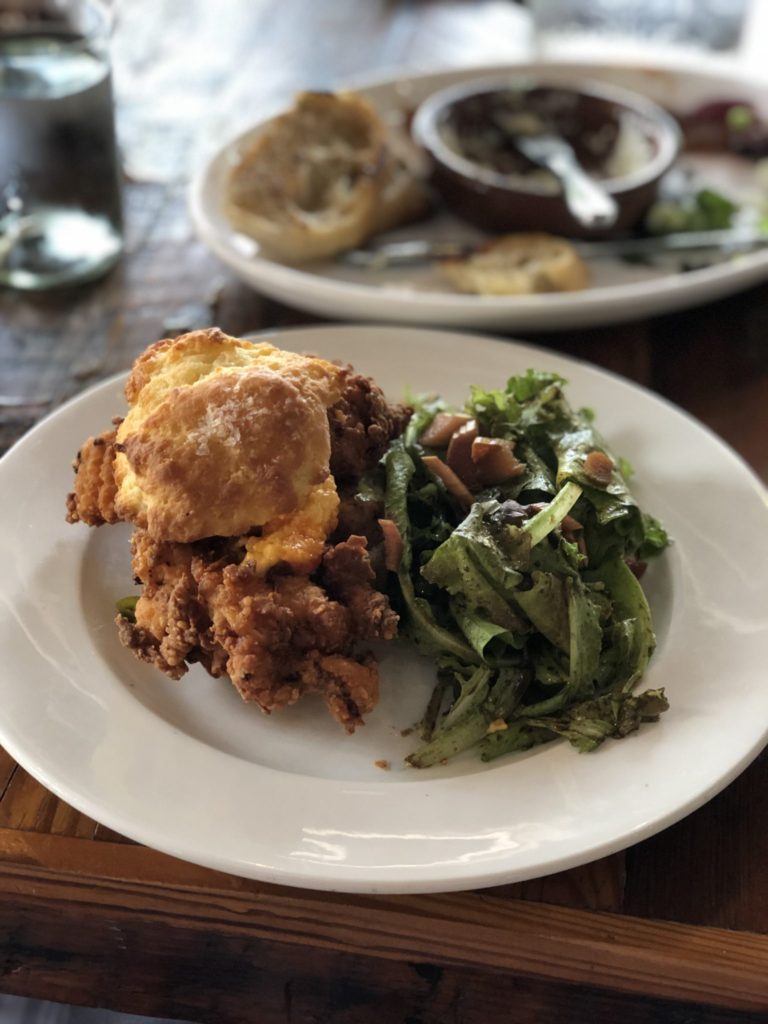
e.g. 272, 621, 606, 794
514, 132, 619, 231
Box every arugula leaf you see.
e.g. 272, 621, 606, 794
566, 575, 603, 694
466, 370, 571, 440
404, 395, 445, 449
383, 439, 479, 663
637, 513, 670, 560
586, 556, 656, 692
422, 503, 525, 619
515, 572, 570, 653
552, 427, 669, 566
480, 720, 557, 761
408, 666, 529, 768
526, 688, 669, 753
514, 573, 603, 718
450, 601, 524, 659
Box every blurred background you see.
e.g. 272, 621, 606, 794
110, 0, 760, 185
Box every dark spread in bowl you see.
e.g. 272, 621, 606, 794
412, 77, 682, 238
437, 86, 654, 189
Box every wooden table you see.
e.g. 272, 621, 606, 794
1, 3, 767, 1021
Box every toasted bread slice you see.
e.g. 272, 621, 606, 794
226, 91, 426, 263
370, 152, 431, 235
439, 233, 589, 296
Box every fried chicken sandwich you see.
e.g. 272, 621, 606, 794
66, 328, 409, 731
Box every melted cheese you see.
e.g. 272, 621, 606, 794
243, 476, 339, 575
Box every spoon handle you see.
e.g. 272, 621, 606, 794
547, 150, 619, 230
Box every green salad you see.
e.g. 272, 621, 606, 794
379, 370, 670, 767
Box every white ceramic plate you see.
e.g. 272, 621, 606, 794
1, 324, 767, 893
190, 61, 768, 331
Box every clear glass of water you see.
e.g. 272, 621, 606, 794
0, 0, 123, 289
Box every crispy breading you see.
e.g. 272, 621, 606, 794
65, 427, 121, 527
117, 532, 394, 731
322, 535, 398, 641
329, 370, 411, 481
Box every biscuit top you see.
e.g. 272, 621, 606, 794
114, 328, 344, 542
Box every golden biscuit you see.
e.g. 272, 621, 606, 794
114, 328, 344, 542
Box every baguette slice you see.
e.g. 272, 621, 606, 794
439, 233, 590, 296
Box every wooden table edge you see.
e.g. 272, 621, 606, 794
1, 829, 766, 1013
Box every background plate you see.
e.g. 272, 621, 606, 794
190, 61, 768, 331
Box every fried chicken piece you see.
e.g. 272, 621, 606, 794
328, 369, 411, 481
116, 531, 215, 679
322, 535, 398, 641
115, 616, 188, 681
332, 483, 388, 585
131, 531, 215, 672
194, 547, 391, 731
117, 531, 396, 732
65, 427, 120, 526
333, 482, 383, 543
302, 652, 379, 733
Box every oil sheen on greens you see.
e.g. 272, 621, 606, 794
382, 370, 670, 767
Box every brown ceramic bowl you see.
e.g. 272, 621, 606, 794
411, 76, 682, 238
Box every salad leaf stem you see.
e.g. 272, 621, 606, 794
407, 666, 528, 768
522, 481, 583, 547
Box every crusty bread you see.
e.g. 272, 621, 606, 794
369, 148, 431, 236
225, 91, 429, 263
114, 328, 344, 543
439, 233, 590, 296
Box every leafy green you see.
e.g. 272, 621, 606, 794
566, 575, 603, 693
116, 596, 138, 622
637, 513, 670, 561
467, 370, 570, 440
586, 556, 656, 692
521, 480, 583, 547
422, 503, 526, 630
404, 395, 445, 449
645, 187, 740, 235
514, 439, 557, 498
618, 456, 635, 481
480, 720, 557, 761
383, 369, 669, 767
515, 572, 569, 653
450, 603, 520, 659
408, 667, 528, 768
383, 439, 479, 663
526, 688, 669, 753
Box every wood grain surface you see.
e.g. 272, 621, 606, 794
0, 832, 767, 1020
1, 1, 767, 1020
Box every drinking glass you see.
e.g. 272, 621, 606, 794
0, 0, 123, 289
